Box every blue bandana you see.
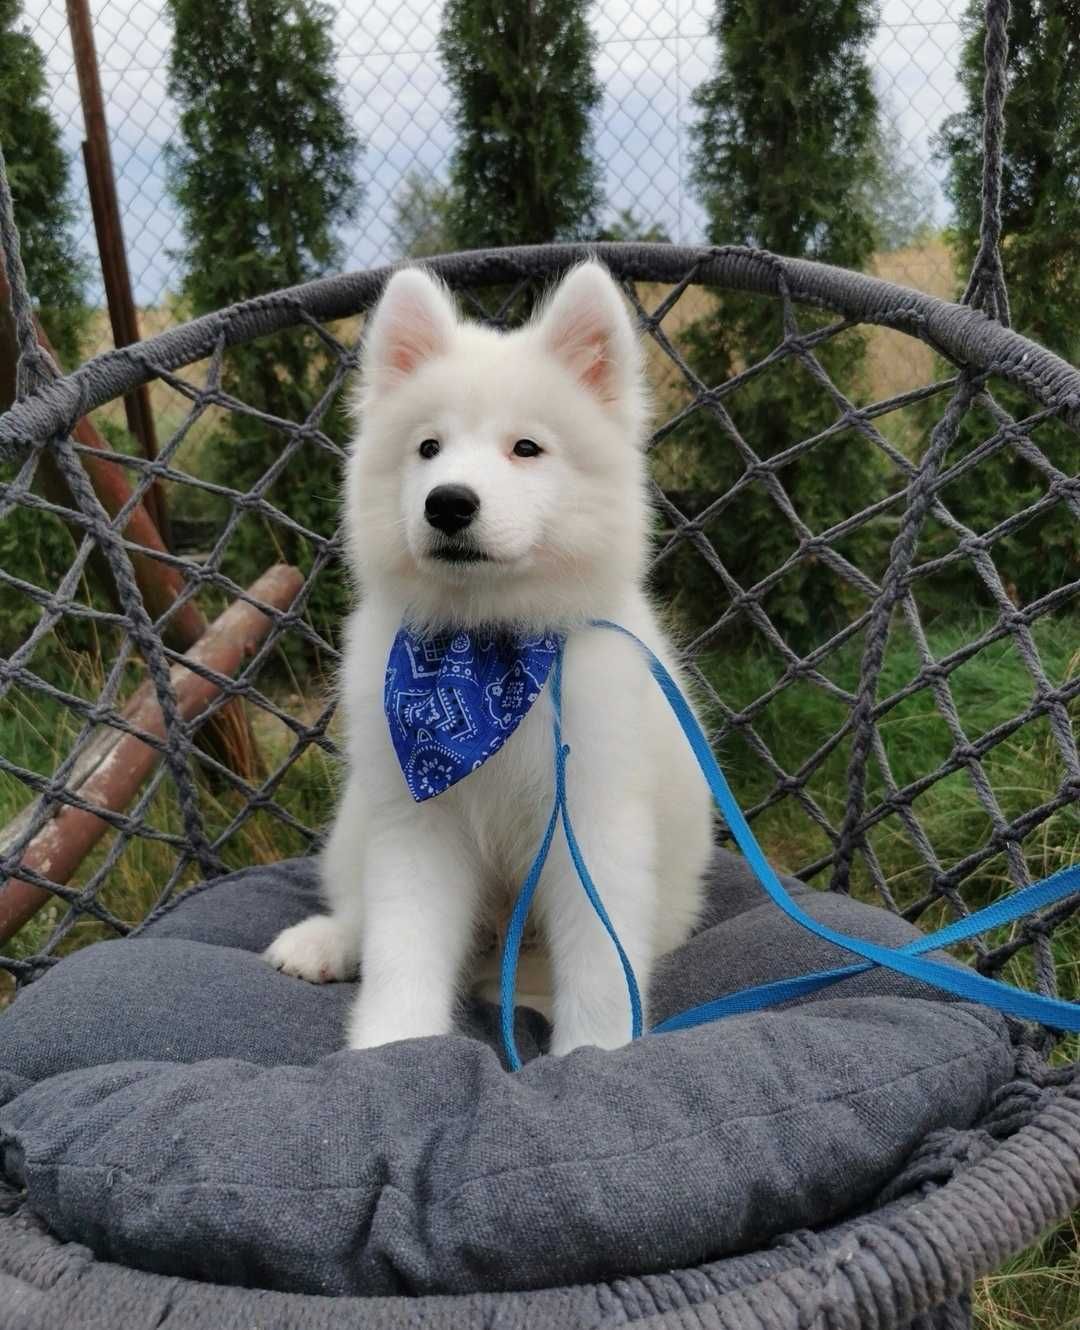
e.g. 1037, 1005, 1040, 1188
385, 626, 563, 801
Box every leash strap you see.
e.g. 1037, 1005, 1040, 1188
651, 860, 1080, 1032
499, 647, 643, 1071
594, 620, 1080, 1035
498, 622, 1080, 1067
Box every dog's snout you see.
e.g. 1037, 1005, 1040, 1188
425, 484, 480, 536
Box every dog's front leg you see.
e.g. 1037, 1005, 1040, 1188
538, 801, 658, 1057
346, 803, 480, 1050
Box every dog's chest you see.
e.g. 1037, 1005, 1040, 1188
447, 697, 556, 893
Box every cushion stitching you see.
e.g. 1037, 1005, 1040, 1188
8, 1036, 1010, 1199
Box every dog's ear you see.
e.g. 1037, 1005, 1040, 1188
535, 262, 642, 409
361, 268, 457, 396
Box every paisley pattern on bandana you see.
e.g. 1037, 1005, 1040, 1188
385, 626, 563, 801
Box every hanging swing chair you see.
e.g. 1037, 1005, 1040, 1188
1, 2, 1078, 1326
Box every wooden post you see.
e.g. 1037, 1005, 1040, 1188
0, 267, 264, 783
0, 564, 304, 943
66, 0, 168, 547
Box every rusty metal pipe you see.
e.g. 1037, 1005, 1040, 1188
0, 563, 303, 942
66, 0, 166, 541
0, 267, 264, 780
0, 266, 200, 647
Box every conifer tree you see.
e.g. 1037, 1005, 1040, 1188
0, 0, 91, 659
940, 0, 1080, 357
693, 0, 880, 266
439, 0, 602, 249
165, 0, 361, 642
0, 0, 88, 367
928, 0, 1079, 605
668, 0, 887, 643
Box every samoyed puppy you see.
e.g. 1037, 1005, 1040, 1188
265, 261, 713, 1056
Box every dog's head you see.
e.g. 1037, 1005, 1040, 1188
344, 262, 651, 628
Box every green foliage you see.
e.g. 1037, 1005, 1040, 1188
165, 0, 362, 646
595, 207, 672, 244
666, 0, 888, 647
0, 472, 87, 664
658, 316, 886, 644
0, 1, 93, 662
0, 0, 89, 367
928, 0, 1080, 608
390, 172, 455, 259
439, 0, 602, 248
695, 610, 1079, 901
862, 104, 937, 252
691, 0, 881, 265
939, 1, 1080, 358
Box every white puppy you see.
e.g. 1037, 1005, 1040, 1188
265, 261, 713, 1056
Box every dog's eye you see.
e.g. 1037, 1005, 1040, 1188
418, 438, 440, 459
512, 439, 542, 458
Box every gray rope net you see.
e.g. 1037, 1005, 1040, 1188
2, 246, 1078, 999
0, 1, 1078, 1324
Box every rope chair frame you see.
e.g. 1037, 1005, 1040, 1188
0, 1, 1077, 1325
1, 244, 1077, 981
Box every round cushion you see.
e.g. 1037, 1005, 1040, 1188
0, 851, 1014, 1297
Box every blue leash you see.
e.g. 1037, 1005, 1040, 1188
499, 648, 643, 1071
498, 622, 1080, 1068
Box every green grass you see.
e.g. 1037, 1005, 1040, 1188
2, 608, 1076, 1005
696, 611, 1080, 1039
697, 611, 1078, 903
0, 613, 1077, 1321
695, 611, 1080, 1325
0, 641, 340, 996
973, 1213, 1080, 1329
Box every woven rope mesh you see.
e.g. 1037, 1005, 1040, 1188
0, 246, 1077, 1040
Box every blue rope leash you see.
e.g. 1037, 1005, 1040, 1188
499, 647, 643, 1071
652, 860, 1080, 1032
497, 622, 1080, 1068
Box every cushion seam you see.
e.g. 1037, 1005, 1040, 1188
9, 1035, 1009, 1199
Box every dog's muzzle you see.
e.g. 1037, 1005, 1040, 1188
425, 484, 480, 536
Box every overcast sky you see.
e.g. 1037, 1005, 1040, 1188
22, 0, 964, 307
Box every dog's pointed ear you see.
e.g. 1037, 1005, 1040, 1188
361, 268, 457, 396
535, 262, 641, 410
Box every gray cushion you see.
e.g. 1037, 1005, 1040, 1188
0, 852, 1014, 1297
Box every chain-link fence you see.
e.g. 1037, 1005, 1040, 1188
23, 0, 964, 355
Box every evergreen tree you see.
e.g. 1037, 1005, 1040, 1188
595, 207, 672, 244
389, 172, 454, 259
862, 105, 937, 253
929, 0, 1079, 605
666, 0, 887, 644
692, 0, 880, 266
165, 0, 361, 645
0, 0, 89, 367
439, 0, 602, 249
0, 0, 91, 662
939, 0, 1080, 356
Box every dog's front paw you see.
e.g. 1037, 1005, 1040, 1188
345, 994, 453, 1050
548, 1003, 639, 1057
264, 914, 358, 984
549, 1028, 633, 1057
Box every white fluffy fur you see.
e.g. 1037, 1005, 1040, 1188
264, 261, 713, 1055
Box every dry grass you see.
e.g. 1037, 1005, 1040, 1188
867, 237, 957, 401
973, 1212, 1080, 1329
84, 236, 957, 453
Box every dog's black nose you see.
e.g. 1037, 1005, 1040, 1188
425, 484, 480, 535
